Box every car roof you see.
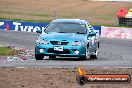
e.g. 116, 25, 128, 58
52, 19, 87, 24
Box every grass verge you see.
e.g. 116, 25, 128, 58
0, 46, 19, 56
0, 17, 51, 22
0, 17, 132, 27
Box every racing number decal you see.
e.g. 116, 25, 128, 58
89, 37, 95, 46
92, 38, 95, 45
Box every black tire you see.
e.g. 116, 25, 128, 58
49, 55, 56, 59
79, 56, 86, 61
90, 48, 98, 59
90, 55, 97, 59
35, 54, 44, 60
98, 42, 100, 48
79, 47, 89, 61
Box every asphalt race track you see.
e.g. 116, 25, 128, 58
0, 30, 132, 68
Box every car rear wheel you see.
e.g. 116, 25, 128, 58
35, 54, 44, 60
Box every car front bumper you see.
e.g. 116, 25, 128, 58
35, 44, 86, 57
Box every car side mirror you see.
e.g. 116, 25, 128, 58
36, 29, 42, 33
88, 32, 96, 37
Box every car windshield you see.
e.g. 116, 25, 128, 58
45, 22, 86, 34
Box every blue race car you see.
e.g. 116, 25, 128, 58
35, 19, 100, 60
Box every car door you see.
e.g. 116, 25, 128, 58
87, 25, 97, 53
89, 34, 96, 52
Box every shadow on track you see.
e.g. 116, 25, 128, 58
43, 56, 97, 61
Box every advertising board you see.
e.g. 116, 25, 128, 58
101, 26, 132, 39
0, 20, 49, 32
0, 20, 101, 34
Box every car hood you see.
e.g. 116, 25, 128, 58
39, 32, 86, 41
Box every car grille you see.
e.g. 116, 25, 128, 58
47, 48, 70, 54
50, 41, 69, 45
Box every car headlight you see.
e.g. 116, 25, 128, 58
36, 39, 49, 45
71, 41, 82, 46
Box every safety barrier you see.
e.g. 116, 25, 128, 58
0, 20, 48, 32
101, 26, 132, 39
1, 20, 132, 39
0, 20, 101, 34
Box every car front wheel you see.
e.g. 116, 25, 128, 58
35, 54, 44, 60
49, 55, 56, 59
90, 48, 98, 59
79, 48, 89, 61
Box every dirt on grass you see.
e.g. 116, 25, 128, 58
0, 46, 21, 56
0, 0, 132, 25
0, 67, 131, 88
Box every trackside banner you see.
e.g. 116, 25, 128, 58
0, 20, 49, 32
101, 26, 132, 39
0, 20, 101, 34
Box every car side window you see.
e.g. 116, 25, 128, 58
86, 23, 92, 33
87, 23, 94, 33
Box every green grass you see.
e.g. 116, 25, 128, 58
0, 17, 113, 25
0, 47, 13, 56
0, 17, 51, 22
0, 17, 131, 27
